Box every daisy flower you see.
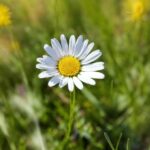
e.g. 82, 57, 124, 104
0, 4, 11, 27
36, 35, 105, 92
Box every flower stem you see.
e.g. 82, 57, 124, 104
67, 89, 76, 139
61, 89, 76, 149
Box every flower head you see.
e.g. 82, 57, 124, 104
0, 4, 11, 27
124, 0, 147, 21
131, 0, 144, 21
36, 35, 105, 92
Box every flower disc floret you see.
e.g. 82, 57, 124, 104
58, 56, 80, 77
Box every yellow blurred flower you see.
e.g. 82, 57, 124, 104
0, 4, 11, 27
11, 40, 20, 51
131, 0, 144, 21
124, 0, 148, 21
0, 37, 20, 63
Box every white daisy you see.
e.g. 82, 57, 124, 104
36, 34, 105, 92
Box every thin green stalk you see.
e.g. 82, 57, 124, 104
115, 133, 122, 150
66, 89, 76, 140
33, 115, 46, 150
7, 26, 14, 42
104, 132, 115, 150
126, 138, 130, 150
61, 89, 76, 150
7, 26, 29, 89
8, 141, 16, 150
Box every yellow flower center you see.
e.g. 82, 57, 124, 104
0, 4, 11, 27
132, 1, 144, 20
58, 56, 80, 76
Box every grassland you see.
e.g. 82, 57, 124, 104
0, 0, 150, 149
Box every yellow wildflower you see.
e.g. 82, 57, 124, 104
131, 0, 144, 21
0, 4, 11, 27
124, 0, 148, 21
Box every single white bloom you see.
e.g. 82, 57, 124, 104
36, 34, 105, 92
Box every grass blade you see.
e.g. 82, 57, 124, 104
104, 132, 115, 150
115, 133, 122, 150
126, 138, 130, 150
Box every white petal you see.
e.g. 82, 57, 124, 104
37, 57, 43, 63
51, 38, 62, 51
51, 39, 63, 57
59, 76, 63, 88
76, 39, 89, 58
44, 44, 58, 60
81, 50, 102, 65
44, 57, 56, 66
48, 76, 61, 87
43, 55, 48, 58
36, 64, 55, 70
38, 70, 59, 78
73, 35, 83, 56
69, 35, 76, 55
73, 77, 83, 90
68, 78, 74, 92
38, 71, 51, 78
37, 56, 56, 66
59, 77, 69, 88
80, 72, 105, 79
79, 42, 94, 60
60, 34, 69, 55
78, 74, 96, 85
82, 62, 104, 72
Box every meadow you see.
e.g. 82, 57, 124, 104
0, 0, 150, 149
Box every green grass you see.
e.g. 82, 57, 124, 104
0, 0, 150, 149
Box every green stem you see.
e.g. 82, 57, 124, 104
67, 89, 76, 139
61, 89, 76, 150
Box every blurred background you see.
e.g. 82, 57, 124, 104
0, 0, 150, 149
